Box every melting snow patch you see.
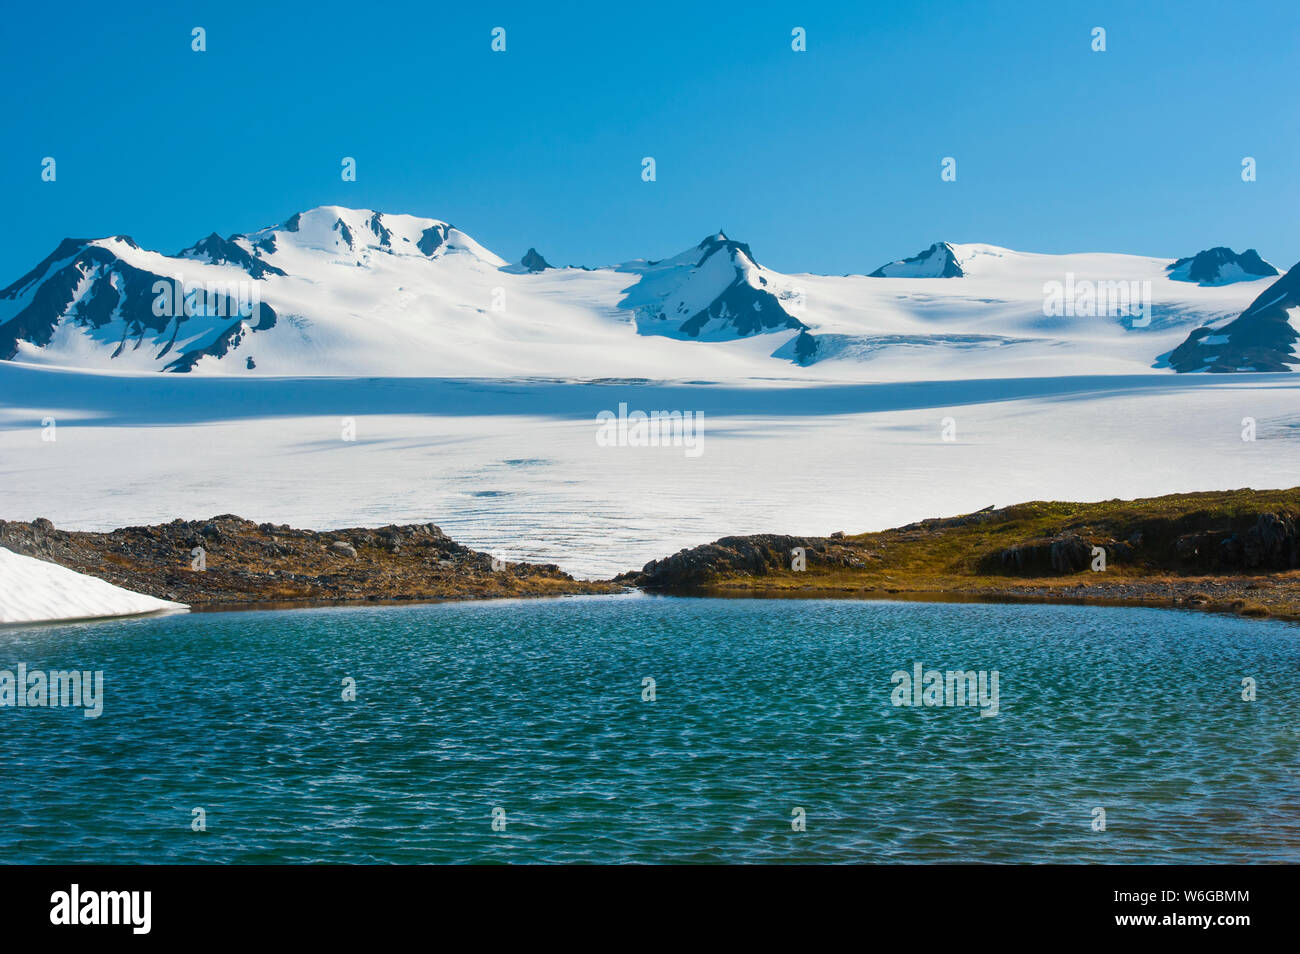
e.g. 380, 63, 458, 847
0, 547, 187, 624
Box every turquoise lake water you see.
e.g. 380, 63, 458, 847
1, 594, 1297, 864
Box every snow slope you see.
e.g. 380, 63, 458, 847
779, 243, 1272, 378
0, 207, 1281, 379
3, 361, 1298, 579
0, 546, 186, 624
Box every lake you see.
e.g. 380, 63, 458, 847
1, 594, 1296, 863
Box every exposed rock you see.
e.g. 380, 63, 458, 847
622, 490, 1300, 621
619, 232, 808, 342
0, 515, 617, 606
636, 533, 866, 588
1167, 261, 1300, 372
993, 533, 1095, 574
177, 232, 287, 280
1174, 512, 1298, 570
869, 242, 964, 278
1166, 247, 1276, 285
520, 248, 551, 272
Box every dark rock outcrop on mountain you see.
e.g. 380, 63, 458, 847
364, 212, 392, 248
520, 248, 551, 272
0, 515, 619, 606
1, 241, 174, 361
678, 276, 804, 338
1, 237, 110, 299
160, 302, 278, 372
695, 232, 762, 268
1167, 262, 1300, 372
621, 232, 808, 341
417, 223, 451, 256
1166, 247, 1276, 285
0, 236, 278, 369
869, 242, 964, 278
791, 328, 819, 364
178, 233, 286, 279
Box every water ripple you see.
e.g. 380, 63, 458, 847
1, 596, 1298, 863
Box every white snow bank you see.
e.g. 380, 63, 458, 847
5, 363, 1299, 580
0, 547, 187, 624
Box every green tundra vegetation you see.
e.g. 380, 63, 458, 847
633, 488, 1300, 621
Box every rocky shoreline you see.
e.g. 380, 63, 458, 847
4, 488, 1300, 622
0, 515, 620, 608
621, 489, 1300, 622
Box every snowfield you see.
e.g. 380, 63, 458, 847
0, 546, 186, 624
2, 362, 1298, 579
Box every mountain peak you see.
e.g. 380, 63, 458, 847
520, 248, 552, 272
696, 232, 759, 269
1167, 247, 1277, 286
869, 242, 963, 278
250, 207, 502, 265
619, 231, 802, 344
178, 231, 286, 279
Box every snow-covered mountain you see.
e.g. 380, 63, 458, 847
617, 231, 808, 346
786, 242, 1280, 376
0, 207, 505, 373
1166, 261, 1300, 372
0, 207, 1285, 379
1166, 247, 1277, 285
0, 233, 284, 373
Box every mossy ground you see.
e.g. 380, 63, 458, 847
673, 488, 1300, 622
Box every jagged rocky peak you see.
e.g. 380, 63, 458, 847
0, 238, 171, 361
1, 238, 98, 300
869, 242, 964, 278
1167, 247, 1278, 285
520, 248, 551, 272
691, 230, 765, 270
182, 231, 231, 255
177, 232, 286, 279
0, 230, 275, 369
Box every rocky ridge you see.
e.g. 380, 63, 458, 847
0, 515, 619, 607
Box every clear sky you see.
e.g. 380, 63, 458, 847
2, 0, 1296, 280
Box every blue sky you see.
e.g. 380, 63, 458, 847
2, 0, 1296, 279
